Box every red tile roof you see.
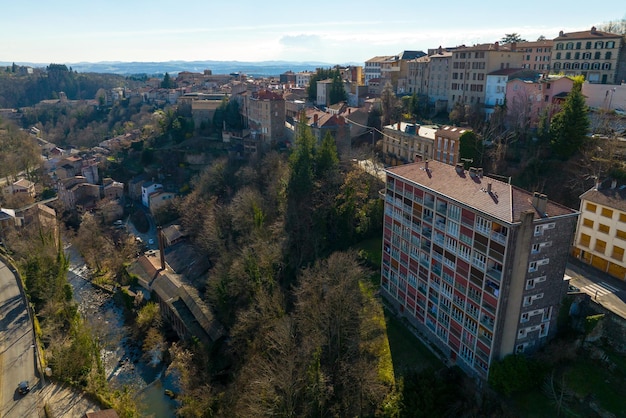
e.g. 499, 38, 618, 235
386, 160, 576, 223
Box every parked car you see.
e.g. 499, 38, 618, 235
18, 381, 30, 395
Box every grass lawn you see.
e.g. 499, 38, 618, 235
384, 311, 444, 377
564, 357, 626, 417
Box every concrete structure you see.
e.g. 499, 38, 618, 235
518, 40, 553, 72
381, 160, 578, 378
448, 43, 524, 110
316, 79, 333, 106
581, 81, 626, 112
573, 179, 626, 281
550, 27, 624, 84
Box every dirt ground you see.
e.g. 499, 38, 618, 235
38, 382, 101, 418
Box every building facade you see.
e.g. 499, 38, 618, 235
518, 40, 553, 72
448, 43, 524, 110
364, 56, 391, 85
381, 160, 578, 378
550, 27, 624, 84
572, 179, 626, 281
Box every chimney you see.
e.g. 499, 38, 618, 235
313, 113, 318, 125
559, 30, 564, 37
510, 42, 517, 52
438, 45, 443, 55
397, 121, 401, 130
591, 26, 597, 34
595, 178, 602, 190
424, 160, 429, 171
487, 183, 492, 193
532, 192, 548, 215
455, 162, 464, 174
469, 167, 477, 177
477, 168, 483, 178
157, 226, 165, 270
494, 41, 499, 51
611, 179, 617, 189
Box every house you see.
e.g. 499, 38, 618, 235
58, 176, 99, 211
141, 181, 163, 207
148, 191, 175, 215
296, 109, 351, 156
572, 179, 626, 281
381, 160, 578, 378
3, 179, 35, 198
550, 27, 624, 84
162, 224, 187, 246
505, 75, 573, 128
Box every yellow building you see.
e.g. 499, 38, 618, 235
573, 179, 626, 280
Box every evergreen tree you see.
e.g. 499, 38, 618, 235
161, 72, 175, 89
549, 80, 589, 159
315, 131, 339, 176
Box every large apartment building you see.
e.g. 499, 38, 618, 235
550, 27, 624, 84
448, 43, 524, 109
518, 40, 553, 72
381, 160, 578, 378
243, 89, 286, 147
572, 179, 626, 281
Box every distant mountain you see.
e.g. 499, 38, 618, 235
0, 60, 360, 77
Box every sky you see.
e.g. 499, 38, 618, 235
2, 1, 625, 65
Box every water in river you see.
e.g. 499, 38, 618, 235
68, 259, 178, 417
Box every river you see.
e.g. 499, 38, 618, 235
66, 246, 178, 417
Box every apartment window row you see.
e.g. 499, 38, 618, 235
555, 51, 612, 60
552, 62, 612, 71
534, 223, 555, 236
555, 40, 616, 50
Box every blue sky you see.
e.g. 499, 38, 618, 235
2, 1, 624, 64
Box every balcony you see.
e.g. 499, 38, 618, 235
486, 267, 502, 281
424, 199, 434, 209
491, 231, 507, 245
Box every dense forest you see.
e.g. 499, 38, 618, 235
0, 64, 137, 108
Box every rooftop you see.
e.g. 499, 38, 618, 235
386, 160, 577, 224
580, 179, 626, 212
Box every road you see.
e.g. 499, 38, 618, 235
0, 259, 39, 418
565, 258, 626, 319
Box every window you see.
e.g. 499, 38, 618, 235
602, 63, 611, 70
586, 41, 592, 49
583, 52, 592, 60
582, 218, 594, 228
618, 230, 626, 240
566, 42, 573, 50
526, 276, 546, 290
594, 52, 601, 60
619, 213, 626, 222
598, 224, 610, 234
601, 208, 614, 218
595, 41, 604, 49
529, 261, 538, 272
586, 202, 597, 213
556, 52, 562, 59
532, 243, 541, 254
521, 312, 529, 323
612, 246, 625, 261
565, 52, 571, 60
606, 41, 615, 48
575, 42, 581, 49
575, 52, 580, 59
595, 239, 607, 254
580, 233, 591, 247
605, 52, 612, 60
556, 43, 563, 50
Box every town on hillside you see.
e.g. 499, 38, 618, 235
1, 23, 626, 418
